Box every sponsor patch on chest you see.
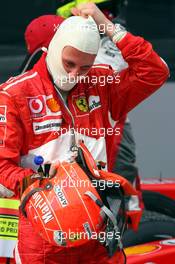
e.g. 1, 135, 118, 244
88, 96, 101, 112
33, 119, 62, 134
27, 95, 62, 134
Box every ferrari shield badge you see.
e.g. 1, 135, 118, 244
76, 97, 88, 112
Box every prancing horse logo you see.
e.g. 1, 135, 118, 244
76, 97, 88, 112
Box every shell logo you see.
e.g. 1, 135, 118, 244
46, 98, 60, 113
124, 245, 160, 256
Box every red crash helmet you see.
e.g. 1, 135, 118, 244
21, 160, 106, 247
20, 142, 138, 250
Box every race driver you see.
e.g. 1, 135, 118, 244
21, 13, 137, 182
0, 2, 169, 263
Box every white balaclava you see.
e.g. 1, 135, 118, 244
46, 16, 100, 91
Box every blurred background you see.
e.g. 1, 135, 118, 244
0, 0, 174, 178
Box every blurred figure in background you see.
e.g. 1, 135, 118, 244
95, 17, 138, 184
20, 14, 64, 73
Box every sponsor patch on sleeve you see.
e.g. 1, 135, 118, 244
28, 96, 46, 118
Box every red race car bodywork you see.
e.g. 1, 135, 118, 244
141, 178, 175, 200
126, 238, 175, 264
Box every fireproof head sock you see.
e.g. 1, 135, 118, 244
46, 16, 100, 91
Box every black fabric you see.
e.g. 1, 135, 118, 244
96, 185, 125, 256
113, 122, 138, 184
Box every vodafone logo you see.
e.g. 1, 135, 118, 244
29, 98, 43, 114
28, 96, 46, 117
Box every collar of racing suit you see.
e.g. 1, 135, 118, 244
33, 52, 53, 84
